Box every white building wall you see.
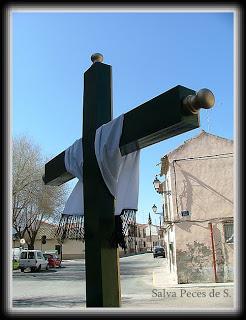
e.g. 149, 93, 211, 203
160, 132, 234, 283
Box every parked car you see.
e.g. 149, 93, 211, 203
19, 250, 49, 272
153, 246, 166, 258
43, 253, 61, 268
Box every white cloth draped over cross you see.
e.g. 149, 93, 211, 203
63, 114, 140, 216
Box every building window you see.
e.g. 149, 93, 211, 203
37, 251, 43, 258
224, 222, 234, 243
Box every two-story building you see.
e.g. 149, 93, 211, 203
156, 130, 234, 283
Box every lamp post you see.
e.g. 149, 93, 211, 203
152, 175, 172, 230
152, 204, 163, 246
152, 204, 164, 224
148, 213, 152, 252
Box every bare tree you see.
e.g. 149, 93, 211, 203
12, 136, 67, 249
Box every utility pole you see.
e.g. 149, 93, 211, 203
209, 222, 218, 283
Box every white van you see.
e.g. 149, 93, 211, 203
19, 250, 49, 272
12, 247, 21, 260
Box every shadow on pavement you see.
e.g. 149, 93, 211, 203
13, 296, 86, 308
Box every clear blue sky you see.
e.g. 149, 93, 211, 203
12, 10, 234, 225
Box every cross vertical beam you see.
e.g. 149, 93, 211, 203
42, 54, 215, 309
82, 61, 121, 307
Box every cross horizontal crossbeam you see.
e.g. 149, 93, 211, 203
43, 85, 199, 186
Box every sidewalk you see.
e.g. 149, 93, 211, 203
12, 283, 235, 311
151, 255, 178, 286
121, 282, 235, 310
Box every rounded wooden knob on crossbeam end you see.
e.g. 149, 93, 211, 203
182, 88, 215, 115
91, 53, 104, 64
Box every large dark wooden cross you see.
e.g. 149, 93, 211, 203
43, 53, 214, 308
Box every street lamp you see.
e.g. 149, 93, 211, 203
20, 238, 25, 251
152, 204, 163, 246
153, 175, 161, 192
152, 204, 173, 231
152, 204, 164, 218
152, 203, 162, 227
153, 175, 172, 195
152, 204, 157, 213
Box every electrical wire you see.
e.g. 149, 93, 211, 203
164, 216, 234, 224
172, 152, 233, 163
171, 153, 233, 220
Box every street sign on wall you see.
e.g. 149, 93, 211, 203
180, 210, 191, 217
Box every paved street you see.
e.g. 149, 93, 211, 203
12, 253, 235, 312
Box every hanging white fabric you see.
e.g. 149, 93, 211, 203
63, 114, 140, 216
63, 138, 83, 216
95, 114, 140, 215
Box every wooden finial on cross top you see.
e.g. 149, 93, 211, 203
91, 52, 104, 63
